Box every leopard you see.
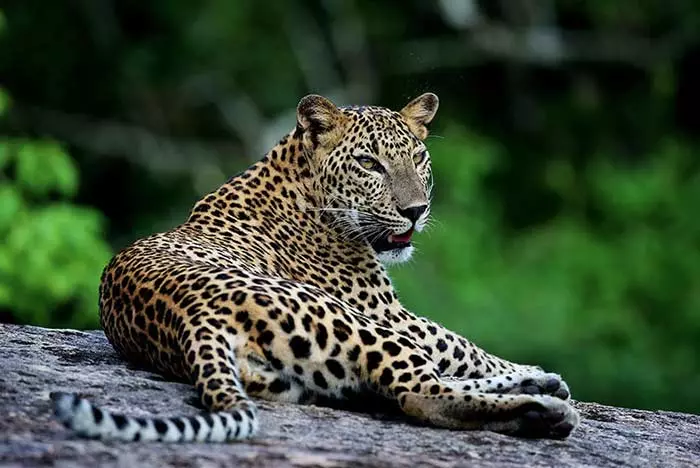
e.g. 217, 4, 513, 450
51, 92, 579, 443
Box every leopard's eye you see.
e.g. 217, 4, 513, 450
355, 156, 383, 172
413, 150, 427, 166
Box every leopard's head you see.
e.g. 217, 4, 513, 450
297, 93, 439, 264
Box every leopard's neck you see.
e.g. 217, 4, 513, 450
182, 130, 395, 310
186, 130, 339, 241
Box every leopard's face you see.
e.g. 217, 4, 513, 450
319, 109, 433, 263
297, 93, 439, 264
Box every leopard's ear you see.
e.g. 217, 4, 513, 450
400, 93, 439, 140
297, 94, 347, 148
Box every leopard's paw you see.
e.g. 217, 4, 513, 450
485, 395, 579, 439
512, 372, 571, 401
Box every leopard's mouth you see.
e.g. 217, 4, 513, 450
370, 227, 414, 253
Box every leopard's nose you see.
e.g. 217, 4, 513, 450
398, 204, 427, 224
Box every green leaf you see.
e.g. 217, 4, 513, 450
45, 143, 80, 197
15, 140, 79, 198
0, 183, 23, 231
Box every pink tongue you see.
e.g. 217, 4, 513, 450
390, 229, 414, 243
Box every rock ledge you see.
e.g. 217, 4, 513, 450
1, 324, 699, 467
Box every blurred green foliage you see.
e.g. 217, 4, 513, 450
393, 128, 700, 412
0, 2, 699, 414
0, 85, 112, 328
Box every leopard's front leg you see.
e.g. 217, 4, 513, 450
442, 372, 571, 401
222, 274, 578, 439
388, 308, 572, 401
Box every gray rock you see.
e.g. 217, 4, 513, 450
1, 323, 698, 468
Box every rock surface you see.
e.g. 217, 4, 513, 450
1, 323, 698, 468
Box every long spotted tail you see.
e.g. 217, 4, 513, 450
50, 392, 259, 443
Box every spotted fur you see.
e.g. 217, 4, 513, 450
51, 93, 579, 442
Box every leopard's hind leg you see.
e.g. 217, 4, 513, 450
52, 328, 259, 442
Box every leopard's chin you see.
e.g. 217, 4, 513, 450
376, 244, 414, 265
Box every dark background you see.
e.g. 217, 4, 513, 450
1, 1, 698, 414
